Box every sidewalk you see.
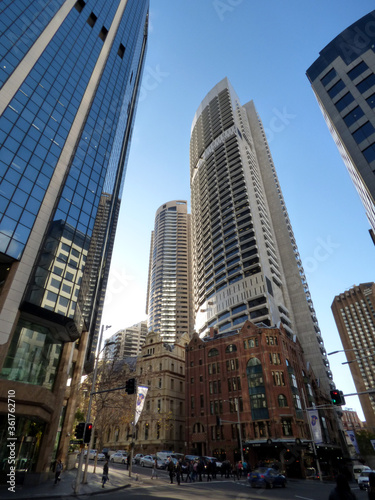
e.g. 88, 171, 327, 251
0, 463, 140, 499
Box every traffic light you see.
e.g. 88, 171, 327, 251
126, 378, 136, 394
339, 390, 346, 406
83, 423, 93, 444
74, 422, 85, 440
330, 389, 345, 406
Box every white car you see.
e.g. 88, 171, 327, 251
132, 453, 144, 464
140, 455, 164, 468
85, 449, 105, 461
110, 452, 128, 464
358, 470, 375, 490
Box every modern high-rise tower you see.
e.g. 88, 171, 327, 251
0, 0, 149, 481
146, 200, 194, 343
306, 11, 375, 242
105, 320, 148, 359
190, 78, 333, 395
331, 283, 375, 431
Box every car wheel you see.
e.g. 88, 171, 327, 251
282, 482, 286, 488
251, 483, 256, 488
142, 462, 144, 467
265, 482, 270, 489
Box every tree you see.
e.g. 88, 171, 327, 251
355, 430, 375, 457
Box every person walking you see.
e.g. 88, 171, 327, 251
328, 474, 357, 500
176, 460, 182, 485
368, 472, 375, 500
126, 455, 130, 470
185, 460, 192, 482
206, 459, 212, 482
167, 457, 175, 484
102, 460, 109, 488
151, 456, 158, 479
54, 459, 63, 484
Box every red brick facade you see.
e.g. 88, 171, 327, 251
185, 321, 341, 476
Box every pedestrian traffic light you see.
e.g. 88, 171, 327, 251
126, 378, 136, 394
330, 389, 345, 406
339, 390, 346, 406
74, 422, 85, 440
83, 423, 93, 444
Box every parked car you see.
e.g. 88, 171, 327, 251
248, 467, 286, 489
84, 449, 105, 461
109, 452, 128, 464
358, 470, 375, 490
132, 453, 144, 464
139, 455, 163, 468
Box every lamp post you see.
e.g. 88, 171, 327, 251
74, 324, 111, 493
222, 398, 244, 463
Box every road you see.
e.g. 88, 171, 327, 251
69, 461, 368, 500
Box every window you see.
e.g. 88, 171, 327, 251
363, 143, 375, 162
321, 68, 337, 86
282, 419, 293, 436
348, 61, 369, 80
357, 73, 375, 93
352, 121, 375, 144
225, 344, 237, 353
208, 348, 219, 357
335, 92, 354, 112
343, 106, 364, 127
99, 26, 108, 42
366, 93, 375, 109
278, 394, 288, 407
327, 80, 345, 98
74, 0, 86, 12
118, 43, 125, 59
190, 396, 194, 409
87, 12, 97, 27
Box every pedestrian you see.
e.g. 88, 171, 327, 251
197, 459, 204, 481
206, 459, 212, 482
368, 472, 375, 500
167, 457, 175, 484
54, 458, 63, 484
176, 460, 182, 485
185, 460, 192, 482
328, 473, 357, 500
126, 455, 130, 470
151, 456, 158, 479
179, 459, 184, 482
102, 460, 109, 488
192, 460, 198, 482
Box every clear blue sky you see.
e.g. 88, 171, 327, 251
102, 1, 375, 420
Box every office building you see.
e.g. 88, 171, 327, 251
331, 282, 375, 430
186, 321, 342, 477
105, 320, 147, 359
190, 78, 333, 395
146, 200, 194, 343
0, 0, 149, 482
306, 11, 375, 242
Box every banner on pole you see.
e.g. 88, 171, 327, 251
308, 409, 323, 444
347, 430, 360, 454
134, 385, 148, 425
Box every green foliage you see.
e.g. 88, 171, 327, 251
74, 408, 85, 423
355, 430, 375, 456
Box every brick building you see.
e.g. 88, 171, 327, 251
185, 321, 343, 477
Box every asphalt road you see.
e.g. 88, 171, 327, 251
70, 461, 368, 500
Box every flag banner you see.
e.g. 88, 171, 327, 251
347, 430, 360, 454
308, 409, 323, 444
134, 385, 148, 425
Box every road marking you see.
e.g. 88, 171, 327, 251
295, 496, 315, 500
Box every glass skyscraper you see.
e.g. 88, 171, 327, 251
0, 0, 148, 481
190, 78, 333, 396
307, 10, 375, 243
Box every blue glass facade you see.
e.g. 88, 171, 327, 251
0, 0, 149, 363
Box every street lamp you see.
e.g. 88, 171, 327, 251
74, 324, 112, 493
222, 398, 244, 464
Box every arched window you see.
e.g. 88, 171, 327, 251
278, 394, 288, 407
247, 357, 261, 367
225, 344, 237, 353
208, 348, 219, 357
